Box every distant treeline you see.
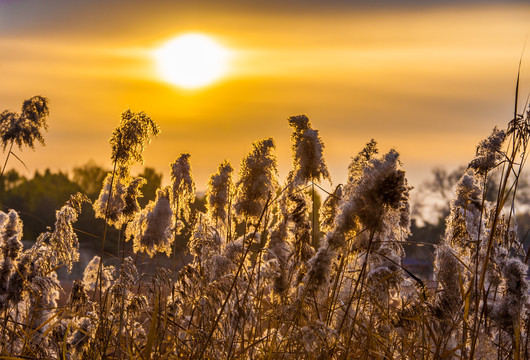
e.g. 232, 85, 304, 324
0, 162, 165, 247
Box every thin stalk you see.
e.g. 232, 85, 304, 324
327, 229, 375, 358
196, 194, 271, 360
324, 231, 368, 326
470, 128, 528, 357
234, 211, 269, 358
114, 225, 128, 360
172, 197, 180, 273
506, 138, 530, 249
227, 187, 233, 242
0, 140, 14, 192
325, 246, 346, 326
312, 181, 316, 247
9, 307, 19, 356
326, 245, 358, 327
93, 161, 118, 304
343, 229, 376, 357
467, 170, 489, 355
1, 308, 10, 351
246, 286, 265, 359
226, 283, 242, 359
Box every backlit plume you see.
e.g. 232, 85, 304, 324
234, 138, 278, 224
0, 96, 49, 150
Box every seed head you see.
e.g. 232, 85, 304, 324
170, 153, 195, 223
234, 138, 278, 223
126, 187, 175, 257
121, 177, 147, 218
110, 109, 159, 166
94, 168, 144, 228
83, 255, 114, 292
206, 160, 233, 224
303, 246, 334, 293
346, 139, 378, 191
319, 185, 343, 234
288, 114, 330, 186
336, 149, 410, 234
68, 280, 90, 314
468, 127, 505, 175
433, 246, 463, 316
491, 258, 530, 332
0, 96, 49, 150
48, 199, 83, 272
0, 210, 23, 261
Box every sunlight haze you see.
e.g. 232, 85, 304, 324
153, 33, 232, 89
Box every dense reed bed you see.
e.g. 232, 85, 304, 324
0, 94, 529, 359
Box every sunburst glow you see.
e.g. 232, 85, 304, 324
154, 33, 231, 89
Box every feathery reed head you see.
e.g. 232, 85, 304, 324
110, 109, 160, 166
126, 186, 175, 257
468, 127, 505, 175
206, 160, 233, 224
83, 255, 114, 292
0, 95, 49, 150
288, 114, 330, 186
337, 149, 410, 234
234, 137, 278, 223
170, 153, 196, 222
0, 210, 23, 261
122, 176, 147, 218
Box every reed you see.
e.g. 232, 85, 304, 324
0, 85, 529, 359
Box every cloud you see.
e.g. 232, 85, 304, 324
0, 0, 526, 36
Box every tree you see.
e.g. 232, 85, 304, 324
72, 161, 108, 200
412, 166, 466, 226
0, 169, 26, 193
137, 166, 162, 207
3, 169, 81, 240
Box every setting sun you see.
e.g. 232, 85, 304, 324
153, 33, 231, 89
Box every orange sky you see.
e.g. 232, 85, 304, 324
1, 0, 529, 192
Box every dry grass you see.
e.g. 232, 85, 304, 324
0, 98, 529, 359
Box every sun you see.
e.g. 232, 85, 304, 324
154, 33, 231, 89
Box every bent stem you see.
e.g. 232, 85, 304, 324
0, 140, 14, 191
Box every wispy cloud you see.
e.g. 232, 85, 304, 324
0, 1, 528, 188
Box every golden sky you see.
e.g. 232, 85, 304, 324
1, 0, 529, 191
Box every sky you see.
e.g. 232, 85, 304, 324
1, 0, 530, 194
